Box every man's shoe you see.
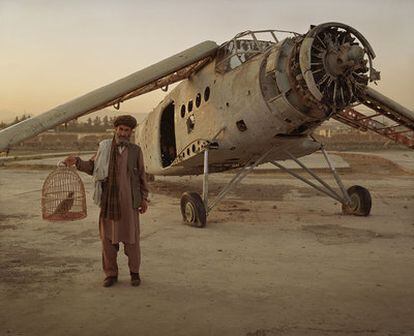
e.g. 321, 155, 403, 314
103, 276, 118, 287
130, 272, 141, 287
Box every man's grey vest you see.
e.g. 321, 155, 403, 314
127, 144, 143, 209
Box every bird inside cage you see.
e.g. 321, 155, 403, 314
42, 164, 87, 221
52, 191, 75, 215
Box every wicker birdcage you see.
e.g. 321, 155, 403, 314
42, 166, 87, 221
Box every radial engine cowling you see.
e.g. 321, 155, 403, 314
262, 22, 380, 132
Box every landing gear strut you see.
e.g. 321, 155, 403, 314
180, 144, 372, 227
180, 147, 275, 227
270, 145, 372, 217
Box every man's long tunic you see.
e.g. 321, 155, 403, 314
77, 144, 149, 244
100, 146, 139, 244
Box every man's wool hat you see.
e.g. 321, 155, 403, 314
113, 115, 137, 129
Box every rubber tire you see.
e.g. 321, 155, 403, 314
342, 185, 372, 216
180, 192, 207, 228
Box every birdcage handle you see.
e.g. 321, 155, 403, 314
57, 160, 67, 167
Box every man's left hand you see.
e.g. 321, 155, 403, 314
138, 199, 148, 214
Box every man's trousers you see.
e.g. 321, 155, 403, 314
101, 235, 141, 277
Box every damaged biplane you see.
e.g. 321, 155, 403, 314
1, 22, 413, 227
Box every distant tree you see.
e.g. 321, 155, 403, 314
93, 116, 102, 126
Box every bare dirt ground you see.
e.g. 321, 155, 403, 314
0, 152, 413, 336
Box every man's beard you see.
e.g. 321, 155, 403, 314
115, 134, 130, 146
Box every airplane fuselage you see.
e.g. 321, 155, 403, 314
137, 40, 323, 176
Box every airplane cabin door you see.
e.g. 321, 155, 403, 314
160, 101, 177, 167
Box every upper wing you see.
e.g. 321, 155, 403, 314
334, 86, 414, 149
0, 41, 218, 152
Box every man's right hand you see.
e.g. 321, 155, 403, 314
64, 155, 78, 167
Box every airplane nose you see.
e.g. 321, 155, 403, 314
297, 22, 380, 113
261, 23, 380, 129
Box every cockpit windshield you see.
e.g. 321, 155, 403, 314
215, 29, 299, 73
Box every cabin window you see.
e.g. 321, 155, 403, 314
180, 104, 186, 118
188, 100, 193, 112
186, 115, 195, 133
204, 87, 210, 102
195, 93, 201, 108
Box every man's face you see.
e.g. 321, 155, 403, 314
115, 125, 133, 145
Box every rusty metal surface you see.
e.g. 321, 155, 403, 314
361, 87, 414, 130
333, 86, 414, 149
334, 109, 414, 149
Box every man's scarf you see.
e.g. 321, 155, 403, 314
101, 138, 121, 221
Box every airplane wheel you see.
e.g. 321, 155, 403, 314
180, 192, 206, 228
342, 185, 372, 216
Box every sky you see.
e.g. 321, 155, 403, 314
0, 0, 413, 122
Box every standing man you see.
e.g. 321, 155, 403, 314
64, 115, 149, 287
